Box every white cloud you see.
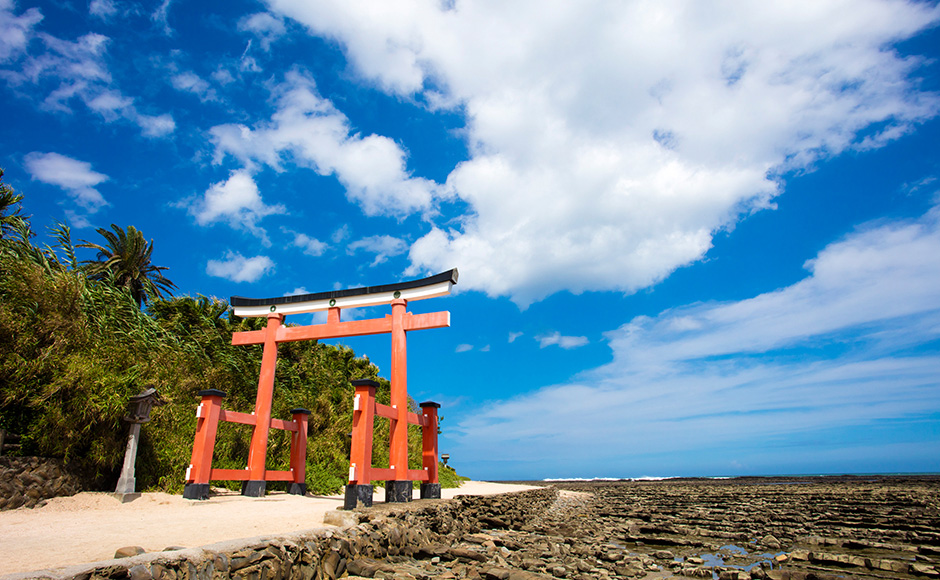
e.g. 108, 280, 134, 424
455, 344, 473, 353
331, 224, 350, 243
151, 0, 173, 36
206, 251, 275, 283
2, 18, 175, 138
238, 12, 286, 51
0, 0, 42, 62
268, 0, 940, 305
171, 71, 217, 102
347, 234, 408, 266
452, 205, 940, 474
508, 331, 523, 343
535, 331, 589, 350
135, 113, 175, 137
209, 70, 440, 217
24, 151, 109, 212
88, 0, 118, 20
186, 170, 285, 244
288, 230, 328, 256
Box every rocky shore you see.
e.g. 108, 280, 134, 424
8, 476, 939, 580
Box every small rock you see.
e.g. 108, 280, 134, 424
115, 546, 146, 559
128, 564, 153, 580
911, 563, 939, 577
652, 550, 674, 560
761, 535, 781, 550
324, 510, 360, 528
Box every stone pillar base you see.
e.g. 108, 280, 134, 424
182, 483, 210, 500
241, 480, 266, 497
420, 483, 441, 500
344, 484, 373, 510
111, 492, 141, 503
288, 482, 307, 496
385, 480, 412, 503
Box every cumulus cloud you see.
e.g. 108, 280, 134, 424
268, 0, 940, 305
451, 205, 940, 476
287, 230, 328, 256
24, 151, 109, 212
347, 234, 408, 266
209, 70, 440, 216
535, 331, 589, 350
0, 8, 175, 137
206, 251, 275, 283
0, 0, 42, 62
238, 12, 286, 51
88, 0, 118, 20
185, 170, 285, 244
171, 70, 217, 102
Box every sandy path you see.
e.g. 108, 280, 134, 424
0, 482, 542, 577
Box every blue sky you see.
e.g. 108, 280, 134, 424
2, 0, 940, 480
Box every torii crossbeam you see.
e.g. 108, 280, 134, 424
182, 269, 457, 502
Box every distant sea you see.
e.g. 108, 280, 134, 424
538, 472, 940, 482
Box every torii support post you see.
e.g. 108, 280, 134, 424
183, 389, 226, 500
288, 408, 311, 496
419, 401, 441, 499
386, 299, 411, 502
243, 313, 284, 497
346, 380, 377, 509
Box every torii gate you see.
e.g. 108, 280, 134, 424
182, 269, 457, 503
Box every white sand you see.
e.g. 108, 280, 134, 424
0, 482, 542, 576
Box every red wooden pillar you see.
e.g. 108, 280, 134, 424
244, 313, 284, 497
289, 408, 310, 495
387, 298, 411, 502
183, 389, 226, 500
420, 401, 441, 499
345, 379, 377, 509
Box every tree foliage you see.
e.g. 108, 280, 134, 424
0, 179, 449, 494
78, 223, 178, 308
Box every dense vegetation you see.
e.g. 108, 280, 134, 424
0, 171, 464, 494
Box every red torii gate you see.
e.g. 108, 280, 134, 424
182, 269, 457, 504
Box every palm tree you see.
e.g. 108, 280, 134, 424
0, 169, 28, 241
78, 224, 177, 308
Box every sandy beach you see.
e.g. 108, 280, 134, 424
0, 481, 542, 577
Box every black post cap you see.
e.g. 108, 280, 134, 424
419, 401, 441, 409
290, 408, 311, 415
351, 379, 380, 388
196, 389, 227, 398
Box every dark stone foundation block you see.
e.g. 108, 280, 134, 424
385, 480, 413, 503
241, 480, 266, 497
344, 484, 373, 509
288, 482, 307, 496
182, 483, 210, 500
420, 482, 441, 500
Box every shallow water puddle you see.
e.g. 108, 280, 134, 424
676, 544, 785, 579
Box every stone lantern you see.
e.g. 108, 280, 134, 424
114, 386, 165, 502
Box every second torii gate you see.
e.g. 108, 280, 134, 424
183, 269, 456, 502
